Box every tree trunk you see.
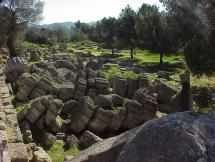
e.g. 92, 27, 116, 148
112, 48, 114, 55
130, 48, 133, 59
159, 53, 164, 66
7, 14, 17, 57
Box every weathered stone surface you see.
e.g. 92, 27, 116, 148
110, 94, 124, 107
49, 116, 63, 133
33, 147, 52, 162
107, 107, 126, 132
116, 112, 215, 162
138, 75, 149, 88
153, 78, 177, 104
57, 68, 77, 82
65, 135, 79, 147
8, 143, 28, 162
122, 100, 144, 129
26, 97, 47, 124
95, 78, 109, 95
23, 130, 33, 144
54, 60, 75, 71
43, 133, 56, 146
133, 88, 157, 111
15, 73, 39, 101
79, 131, 102, 147
65, 127, 140, 162
127, 78, 139, 98
58, 84, 75, 101
61, 100, 78, 115
85, 59, 100, 70
113, 77, 127, 97
94, 94, 113, 110
69, 97, 96, 132
87, 108, 113, 134
171, 71, 193, 112
73, 78, 87, 100
67, 111, 215, 162
30, 50, 41, 62
5, 57, 29, 82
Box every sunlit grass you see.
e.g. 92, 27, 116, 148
44, 142, 81, 162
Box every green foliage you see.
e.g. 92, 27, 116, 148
12, 101, 28, 113
160, 0, 215, 74
117, 5, 136, 58
105, 67, 139, 79
25, 27, 57, 45
44, 142, 81, 162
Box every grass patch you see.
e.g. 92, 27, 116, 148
44, 142, 81, 162
105, 67, 139, 79
12, 100, 28, 113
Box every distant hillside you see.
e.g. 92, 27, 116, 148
38, 22, 75, 30
37, 21, 96, 30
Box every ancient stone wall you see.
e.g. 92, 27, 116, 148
0, 64, 28, 162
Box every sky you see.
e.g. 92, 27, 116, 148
42, 0, 162, 24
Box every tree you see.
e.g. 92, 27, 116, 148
117, 5, 136, 59
52, 26, 70, 43
0, 6, 11, 47
71, 20, 91, 41
135, 4, 179, 66
160, 0, 215, 74
1, 0, 44, 56
96, 17, 117, 55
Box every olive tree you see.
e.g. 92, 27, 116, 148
0, 0, 44, 56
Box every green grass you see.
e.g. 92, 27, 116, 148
44, 142, 81, 162
12, 101, 28, 113
105, 67, 140, 79
21, 41, 47, 49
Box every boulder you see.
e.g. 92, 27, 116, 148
116, 111, 215, 162
127, 78, 139, 98
53, 60, 76, 71
86, 68, 98, 79
32, 147, 52, 162
153, 78, 177, 104
25, 97, 47, 124
65, 135, 79, 147
61, 100, 78, 115
64, 127, 140, 162
8, 143, 28, 162
87, 108, 113, 134
66, 111, 215, 162
57, 68, 77, 82
138, 75, 149, 88
107, 107, 126, 132
79, 131, 102, 147
5, 57, 29, 82
85, 59, 100, 70
58, 84, 75, 101
30, 50, 40, 62
43, 133, 56, 146
94, 95, 113, 110
15, 73, 39, 101
113, 77, 127, 97
109, 94, 124, 107
69, 97, 96, 132
133, 88, 157, 121
157, 70, 172, 80
23, 130, 33, 144
49, 116, 63, 133
95, 78, 109, 95
73, 78, 87, 100
122, 100, 144, 129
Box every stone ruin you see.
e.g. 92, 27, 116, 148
0, 53, 196, 162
